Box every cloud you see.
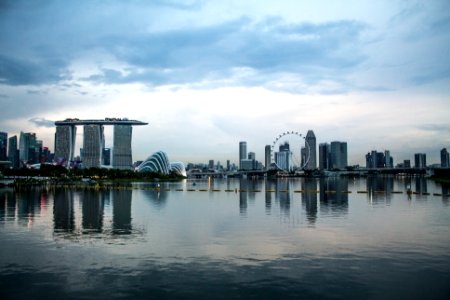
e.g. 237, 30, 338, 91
28, 117, 55, 128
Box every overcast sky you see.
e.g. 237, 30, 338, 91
1, 0, 449, 165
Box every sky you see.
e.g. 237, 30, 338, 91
0, 0, 449, 166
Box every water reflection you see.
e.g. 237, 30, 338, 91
367, 176, 394, 205
81, 190, 104, 233
113, 190, 132, 234
53, 189, 75, 232
319, 177, 348, 217
303, 178, 317, 225
239, 178, 247, 216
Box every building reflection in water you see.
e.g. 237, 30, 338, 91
239, 178, 247, 217
0, 189, 16, 222
366, 176, 393, 205
319, 177, 348, 217
274, 179, 291, 217
265, 180, 275, 215
303, 178, 317, 225
112, 190, 132, 235
53, 189, 75, 232
142, 189, 168, 209
415, 177, 428, 194
81, 190, 104, 233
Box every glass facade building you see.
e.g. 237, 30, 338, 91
113, 125, 133, 170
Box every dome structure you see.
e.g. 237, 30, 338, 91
136, 151, 186, 177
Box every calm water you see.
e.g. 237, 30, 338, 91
1, 177, 449, 300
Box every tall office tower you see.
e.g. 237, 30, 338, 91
83, 124, 104, 168
113, 125, 132, 169
54, 125, 77, 166
248, 152, 255, 160
301, 147, 306, 167
8, 135, 19, 168
265, 145, 271, 169
0, 131, 7, 161
414, 153, 426, 168
19, 132, 36, 162
384, 150, 392, 168
208, 160, 214, 170
318, 143, 330, 170
441, 148, 449, 167
239, 141, 247, 169
275, 142, 291, 171
330, 141, 348, 170
305, 130, 316, 170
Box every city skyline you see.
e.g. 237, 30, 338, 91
1, 1, 449, 164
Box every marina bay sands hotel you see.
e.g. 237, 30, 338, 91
54, 118, 148, 169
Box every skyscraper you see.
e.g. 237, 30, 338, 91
275, 142, 291, 171
441, 148, 449, 167
305, 130, 316, 170
414, 153, 426, 169
19, 132, 36, 162
265, 145, 271, 169
8, 135, 19, 168
54, 125, 77, 166
83, 124, 104, 168
318, 143, 330, 170
330, 141, 348, 170
239, 141, 247, 170
113, 125, 132, 169
0, 132, 7, 161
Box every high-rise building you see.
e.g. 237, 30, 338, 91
7, 135, 19, 168
265, 145, 271, 169
239, 141, 247, 170
384, 150, 392, 168
83, 125, 104, 168
208, 159, 214, 170
330, 141, 347, 170
305, 130, 316, 170
54, 125, 77, 166
0, 132, 7, 161
318, 143, 330, 170
19, 132, 36, 163
275, 142, 291, 171
301, 147, 306, 168
441, 148, 449, 167
248, 152, 255, 160
414, 153, 426, 169
113, 125, 132, 170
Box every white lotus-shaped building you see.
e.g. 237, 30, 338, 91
136, 151, 186, 177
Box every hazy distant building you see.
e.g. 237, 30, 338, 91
301, 147, 306, 168
265, 145, 271, 169
19, 132, 36, 163
318, 143, 330, 170
441, 148, 449, 167
414, 153, 426, 169
275, 142, 291, 171
305, 130, 316, 170
239, 141, 247, 170
113, 125, 133, 170
384, 150, 393, 168
404, 160, 411, 168
330, 141, 347, 170
248, 152, 255, 161
54, 125, 76, 166
83, 125, 104, 168
0, 132, 7, 161
240, 159, 255, 171
208, 159, 214, 170
7, 135, 19, 168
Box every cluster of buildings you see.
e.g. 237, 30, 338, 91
0, 131, 54, 169
0, 118, 148, 171
53, 118, 147, 170
235, 130, 348, 172
365, 149, 449, 169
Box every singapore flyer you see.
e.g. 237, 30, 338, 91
271, 131, 310, 171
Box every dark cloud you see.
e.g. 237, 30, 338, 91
28, 117, 55, 128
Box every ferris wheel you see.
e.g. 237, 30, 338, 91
271, 131, 310, 171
